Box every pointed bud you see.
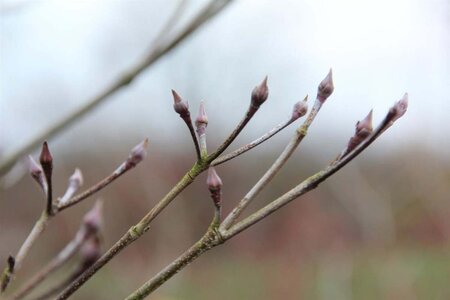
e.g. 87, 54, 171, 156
28, 155, 46, 191
251, 76, 269, 107
341, 109, 374, 158
79, 237, 101, 269
355, 109, 373, 137
207, 167, 222, 192
82, 200, 103, 234
39, 141, 53, 180
195, 102, 208, 128
126, 138, 149, 168
69, 168, 83, 189
291, 95, 309, 121
172, 89, 190, 117
207, 167, 222, 208
317, 69, 334, 102
390, 93, 408, 123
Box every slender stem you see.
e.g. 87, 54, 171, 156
0, 211, 51, 293
12, 231, 85, 300
0, 0, 234, 176
223, 111, 394, 239
125, 219, 222, 300
14, 212, 50, 272
208, 104, 259, 162
56, 162, 208, 300
186, 121, 202, 160
212, 119, 293, 166
220, 100, 323, 230
57, 162, 132, 212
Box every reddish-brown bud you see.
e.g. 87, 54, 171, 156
251, 76, 269, 107
126, 138, 149, 167
195, 102, 208, 128
291, 95, 309, 121
82, 200, 103, 234
39, 141, 53, 180
317, 69, 334, 102
172, 89, 190, 117
390, 93, 408, 123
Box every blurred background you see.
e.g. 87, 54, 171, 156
0, 0, 449, 299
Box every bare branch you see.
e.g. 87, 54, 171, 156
212, 96, 308, 166
223, 98, 407, 239
220, 70, 332, 231
0, 0, 235, 176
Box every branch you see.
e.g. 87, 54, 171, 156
11, 201, 103, 300
212, 96, 308, 166
208, 76, 269, 161
223, 95, 408, 239
57, 139, 148, 212
220, 69, 333, 230
55, 162, 209, 300
0, 0, 235, 176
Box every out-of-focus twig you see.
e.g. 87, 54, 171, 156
0, 0, 234, 176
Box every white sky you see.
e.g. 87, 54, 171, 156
0, 0, 449, 159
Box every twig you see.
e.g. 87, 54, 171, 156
0, 0, 234, 176
14, 212, 50, 273
212, 96, 308, 166
55, 163, 208, 300
125, 207, 224, 300
11, 231, 85, 300
220, 69, 332, 231
11, 201, 102, 300
172, 90, 201, 160
223, 99, 406, 239
123, 94, 408, 300
207, 76, 269, 161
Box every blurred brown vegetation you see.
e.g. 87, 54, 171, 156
1, 139, 449, 299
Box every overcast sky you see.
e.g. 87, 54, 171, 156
1, 0, 449, 159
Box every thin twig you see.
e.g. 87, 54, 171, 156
11, 230, 86, 300
55, 163, 208, 300
222, 108, 397, 239
123, 98, 406, 300
220, 99, 323, 230
212, 119, 293, 166
57, 162, 133, 212
14, 212, 50, 272
125, 211, 223, 300
0, 0, 234, 176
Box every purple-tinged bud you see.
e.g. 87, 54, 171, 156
291, 95, 309, 121
126, 138, 149, 168
317, 69, 334, 102
355, 109, 373, 137
207, 167, 222, 192
251, 76, 269, 107
341, 109, 374, 158
172, 89, 190, 117
79, 236, 101, 269
207, 167, 222, 208
69, 168, 83, 190
28, 155, 46, 190
389, 93, 408, 123
195, 102, 208, 128
39, 141, 53, 180
82, 200, 103, 234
